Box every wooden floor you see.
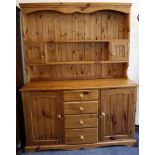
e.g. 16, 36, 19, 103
21, 128, 139, 155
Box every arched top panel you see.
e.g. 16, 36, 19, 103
20, 3, 131, 14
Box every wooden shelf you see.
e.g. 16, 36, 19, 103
25, 39, 129, 44
26, 61, 128, 65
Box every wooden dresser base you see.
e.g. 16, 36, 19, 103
25, 139, 136, 152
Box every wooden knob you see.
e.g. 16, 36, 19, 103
101, 112, 105, 116
80, 135, 84, 140
80, 120, 84, 125
99, 112, 106, 118
41, 55, 44, 58
79, 106, 84, 111
57, 114, 62, 119
80, 94, 84, 99
41, 55, 44, 61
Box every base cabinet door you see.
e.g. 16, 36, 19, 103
22, 91, 63, 146
100, 88, 136, 141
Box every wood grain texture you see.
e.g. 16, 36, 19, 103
100, 88, 136, 141
65, 128, 98, 144
20, 3, 132, 14
20, 79, 138, 91
22, 10, 129, 82
22, 91, 64, 145
64, 101, 98, 114
20, 3, 137, 151
25, 139, 136, 152
64, 90, 98, 101
65, 114, 98, 129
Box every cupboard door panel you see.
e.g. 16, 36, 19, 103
100, 88, 136, 141
109, 41, 129, 61
25, 43, 45, 64
26, 92, 63, 145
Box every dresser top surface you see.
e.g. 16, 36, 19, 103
20, 79, 138, 91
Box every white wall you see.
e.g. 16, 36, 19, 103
16, 0, 139, 125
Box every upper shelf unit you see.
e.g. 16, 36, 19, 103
21, 5, 131, 82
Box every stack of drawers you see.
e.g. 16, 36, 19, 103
64, 90, 99, 144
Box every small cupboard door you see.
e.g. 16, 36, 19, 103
100, 88, 136, 141
23, 91, 63, 145
109, 41, 129, 61
25, 43, 45, 64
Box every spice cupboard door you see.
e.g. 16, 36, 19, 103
100, 88, 136, 141
25, 43, 45, 64
109, 41, 129, 61
22, 91, 63, 146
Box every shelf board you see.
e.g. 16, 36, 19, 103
25, 39, 128, 44
26, 61, 128, 66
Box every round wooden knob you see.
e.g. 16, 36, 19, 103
101, 112, 105, 116
57, 114, 62, 119
41, 55, 44, 58
80, 94, 84, 99
80, 135, 84, 140
80, 120, 84, 125
79, 106, 84, 111
41, 55, 44, 61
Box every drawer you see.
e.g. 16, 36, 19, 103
65, 128, 98, 144
65, 114, 98, 129
64, 90, 98, 101
64, 101, 98, 114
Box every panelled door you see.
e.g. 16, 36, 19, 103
25, 91, 63, 145
100, 88, 136, 141
25, 43, 45, 64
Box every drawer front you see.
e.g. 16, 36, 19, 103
65, 128, 98, 144
65, 114, 98, 129
64, 101, 98, 114
64, 90, 98, 101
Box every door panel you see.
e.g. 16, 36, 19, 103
28, 92, 63, 145
109, 41, 128, 61
25, 43, 45, 64
100, 88, 136, 141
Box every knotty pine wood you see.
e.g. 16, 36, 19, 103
22, 9, 130, 82
25, 139, 136, 152
109, 41, 129, 61
20, 3, 138, 151
64, 101, 98, 115
20, 3, 131, 14
20, 79, 138, 91
65, 114, 98, 129
65, 128, 98, 145
100, 88, 136, 141
64, 90, 98, 101
22, 91, 64, 145
25, 63, 127, 81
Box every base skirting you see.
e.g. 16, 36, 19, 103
25, 139, 136, 152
